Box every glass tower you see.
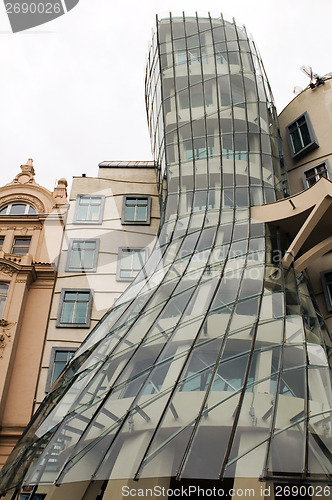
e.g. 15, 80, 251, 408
1, 14, 331, 499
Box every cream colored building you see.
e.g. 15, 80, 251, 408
0, 160, 68, 468
277, 75, 332, 338
35, 162, 160, 406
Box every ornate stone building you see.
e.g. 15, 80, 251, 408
0, 160, 68, 468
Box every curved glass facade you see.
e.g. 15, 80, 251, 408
0, 14, 331, 498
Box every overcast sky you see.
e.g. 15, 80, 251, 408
0, 0, 331, 192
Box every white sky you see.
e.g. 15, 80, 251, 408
0, 0, 331, 192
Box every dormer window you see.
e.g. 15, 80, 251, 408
0, 203, 36, 215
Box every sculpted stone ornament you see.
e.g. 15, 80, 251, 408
0, 320, 14, 359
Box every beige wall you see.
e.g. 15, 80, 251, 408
277, 79, 332, 334
35, 164, 160, 408
279, 78, 332, 195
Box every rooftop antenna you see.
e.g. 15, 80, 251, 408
300, 65, 326, 89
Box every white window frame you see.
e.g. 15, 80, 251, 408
65, 239, 100, 272
73, 195, 105, 225
116, 247, 148, 282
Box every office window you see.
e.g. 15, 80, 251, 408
286, 112, 318, 158
0, 283, 9, 319
184, 138, 214, 161
122, 196, 151, 225
74, 195, 104, 224
303, 162, 329, 188
117, 248, 147, 281
321, 271, 332, 312
11, 236, 31, 255
66, 239, 99, 272
57, 289, 93, 328
46, 348, 76, 391
0, 203, 36, 215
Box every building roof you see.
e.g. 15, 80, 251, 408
98, 161, 156, 168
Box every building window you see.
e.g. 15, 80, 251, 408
66, 239, 99, 272
11, 236, 31, 255
286, 112, 318, 159
46, 348, 76, 392
122, 196, 151, 225
57, 289, 93, 328
321, 271, 332, 312
117, 248, 148, 281
0, 283, 9, 319
302, 162, 329, 188
74, 195, 104, 224
0, 203, 36, 215
0, 236, 4, 250
184, 138, 215, 161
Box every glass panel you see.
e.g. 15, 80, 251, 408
9, 204, 27, 215
61, 301, 74, 324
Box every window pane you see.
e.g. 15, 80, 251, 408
136, 205, 147, 221
61, 301, 74, 323
9, 204, 27, 215
77, 204, 88, 221
290, 128, 302, 153
70, 246, 82, 268
125, 205, 136, 221
78, 292, 90, 302
75, 301, 88, 324
89, 204, 101, 221
83, 249, 95, 268
0, 284, 8, 319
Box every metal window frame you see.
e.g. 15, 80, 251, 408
73, 195, 105, 225
121, 195, 152, 225
45, 346, 77, 392
116, 247, 149, 282
302, 159, 330, 189
56, 288, 94, 328
286, 111, 319, 160
65, 238, 100, 273
320, 270, 332, 312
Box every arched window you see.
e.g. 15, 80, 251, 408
0, 283, 9, 319
0, 203, 36, 215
